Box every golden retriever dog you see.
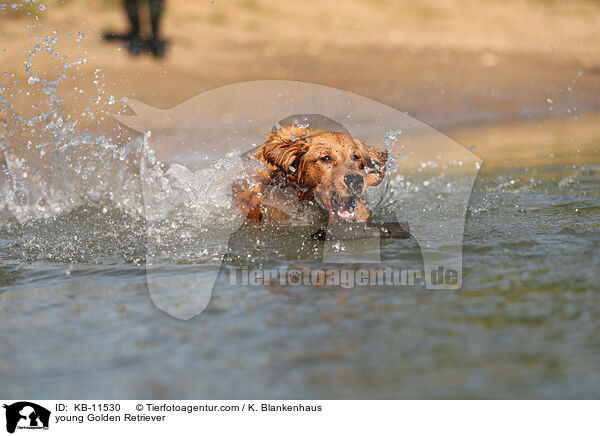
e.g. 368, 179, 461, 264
233, 124, 387, 223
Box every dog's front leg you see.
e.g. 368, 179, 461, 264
232, 180, 265, 221
356, 202, 371, 222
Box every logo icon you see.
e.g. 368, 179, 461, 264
3, 402, 50, 434
113, 81, 481, 320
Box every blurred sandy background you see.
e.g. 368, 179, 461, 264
1, 0, 599, 166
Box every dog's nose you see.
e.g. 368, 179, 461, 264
344, 174, 364, 193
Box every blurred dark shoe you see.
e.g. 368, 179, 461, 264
127, 35, 145, 56
149, 37, 167, 58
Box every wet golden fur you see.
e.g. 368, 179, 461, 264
233, 125, 387, 222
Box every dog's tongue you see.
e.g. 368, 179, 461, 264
337, 209, 353, 219
334, 196, 355, 220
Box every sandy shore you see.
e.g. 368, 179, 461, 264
1, 0, 599, 167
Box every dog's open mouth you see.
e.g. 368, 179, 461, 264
331, 192, 357, 221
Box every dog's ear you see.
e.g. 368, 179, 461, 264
356, 140, 387, 186
256, 125, 313, 178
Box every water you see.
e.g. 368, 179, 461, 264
1, 150, 598, 398
1, 37, 600, 399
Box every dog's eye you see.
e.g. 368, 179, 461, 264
320, 156, 331, 163
352, 154, 360, 161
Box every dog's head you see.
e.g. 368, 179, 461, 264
256, 124, 387, 222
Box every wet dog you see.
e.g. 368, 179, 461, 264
233, 124, 387, 223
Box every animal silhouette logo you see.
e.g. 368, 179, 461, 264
3, 402, 51, 434
113, 80, 481, 319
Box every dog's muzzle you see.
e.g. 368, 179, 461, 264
344, 174, 364, 195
